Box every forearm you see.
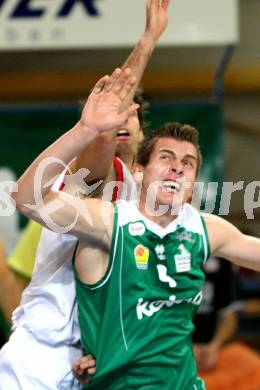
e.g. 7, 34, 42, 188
120, 0, 169, 109
75, 131, 116, 182
12, 121, 98, 216
122, 33, 156, 82
210, 311, 238, 349
121, 34, 157, 111
76, 1, 170, 178
76, 36, 157, 179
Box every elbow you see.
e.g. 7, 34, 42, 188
7, 185, 26, 217
10, 190, 35, 220
10, 181, 24, 212
10, 189, 26, 216
11, 190, 20, 212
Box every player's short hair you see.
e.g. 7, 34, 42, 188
136, 122, 202, 176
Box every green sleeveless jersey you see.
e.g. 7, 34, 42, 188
75, 200, 210, 390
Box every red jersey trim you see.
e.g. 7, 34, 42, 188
112, 157, 124, 202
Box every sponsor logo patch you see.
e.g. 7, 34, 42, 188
136, 291, 203, 320
134, 244, 149, 270
129, 222, 145, 236
174, 244, 191, 272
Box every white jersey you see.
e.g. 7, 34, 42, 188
0, 158, 137, 390
12, 231, 79, 345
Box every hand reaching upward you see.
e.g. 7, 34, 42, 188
79, 68, 139, 135
145, 0, 170, 42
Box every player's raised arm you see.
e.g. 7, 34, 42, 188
11, 69, 138, 239
121, 0, 170, 108
75, 0, 171, 181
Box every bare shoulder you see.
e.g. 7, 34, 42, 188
202, 212, 227, 235
202, 212, 236, 229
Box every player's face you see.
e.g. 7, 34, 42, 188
115, 110, 143, 161
138, 137, 198, 212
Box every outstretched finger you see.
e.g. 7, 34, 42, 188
110, 67, 132, 94
128, 103, 140, 116
118, 103, 139, 124
118, 75, 137, 102
146, 0, 152, 18
153, 0, 160, 11
102, 68, 122, 92
161, 0, 170, 11
91, 75, 110, 95
147, 0, 157, 17
146, 0, 152, 8
111, 67, 136, 99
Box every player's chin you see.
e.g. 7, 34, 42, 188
158, 190, 177, 204
161, 194, 184, 213
116, 137, 131, 145
115, 142, 132, 157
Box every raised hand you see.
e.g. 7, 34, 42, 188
79, 68, 139, 135
145, 0, 170, 42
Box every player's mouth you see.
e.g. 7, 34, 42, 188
161, 181, 181, 193
117, 129, 130, 141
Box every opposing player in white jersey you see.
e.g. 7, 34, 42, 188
0, 1, 170, 389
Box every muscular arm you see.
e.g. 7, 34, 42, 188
12, 71, 136, 246
75, 0, 170, 181
120, 0, 170, 109
204, 214, 260, 271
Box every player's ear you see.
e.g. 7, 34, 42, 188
131, 164, 143, 183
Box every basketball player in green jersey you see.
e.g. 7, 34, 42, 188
13, 68, 260, 389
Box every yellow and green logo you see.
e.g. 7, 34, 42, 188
134, 244, 149, 270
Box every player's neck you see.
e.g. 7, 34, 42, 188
116, 149, 135, 170
138, 196, 179, 228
